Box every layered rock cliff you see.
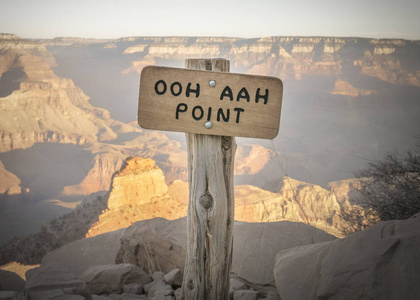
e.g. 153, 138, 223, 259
86, 156, 358, 238
0, 36, 189, 210
107, 157, 168, 209
121, 36, 420, 88
1, 33, 418, 246
0, 37, 124, 152
235, 178, 354, 237
44, 34, 420, 189
0, 37, 127, 209
86, 157, 187, 237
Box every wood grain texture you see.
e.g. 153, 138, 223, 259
181, 59, 236, 300
138, 64, 283, 139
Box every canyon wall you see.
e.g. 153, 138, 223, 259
0, 36, 124, 153
87, 156, 357, 238
0, 35, 188, 211
119, 36, 420, 88
0, 33, 418, 244
86, 157, 187, 238
46, 34, 420, 188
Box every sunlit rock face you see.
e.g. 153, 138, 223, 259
86, 156, 357, 239
274, 213, 420, 300
234, 177, 357, 238
107, 157, 168, 209
86, 157, 187, 238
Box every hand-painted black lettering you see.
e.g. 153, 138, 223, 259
186, 83, 200, 98
176, 103, 188, 119
217, 108, 230, 122
207, 107, 212, 121
170, 82, 182, 96
255, 88, 269, 104
234, 108, 245, 124
220, 86, 233, 101
155, 80, 167, 95
192, 106, 204, 121
237, 87, 250, 102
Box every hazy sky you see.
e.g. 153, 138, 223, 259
1, 0, 419, 40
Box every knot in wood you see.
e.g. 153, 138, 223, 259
222, 138, 231, 151
187, 279, 194, 290
199, 192, 213, 210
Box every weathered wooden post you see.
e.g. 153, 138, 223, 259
181, 58, 235, 299
138, 58, 283, 299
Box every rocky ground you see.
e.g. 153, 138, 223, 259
2, 263, 273, 300
1, 213, 419, 299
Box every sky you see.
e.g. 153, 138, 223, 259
0, 0, 419, 40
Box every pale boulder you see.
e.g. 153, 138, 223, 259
163, 269, 183, 287
122, 283, 144, 295
115, 219, 187, 275
25, 262, 90, 300
229, 278, 248, 298
274, 213, 420, 300
146, 278, 173, 297
274, 240, 337, 299
41, 228, 125, 277
151, 271, 165, 281
233, 290, 258, 300
37, 216, 335, 294
232, 220, 336, 284
80, 263, 151, 295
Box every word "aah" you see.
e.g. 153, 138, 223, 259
154, 80, 269, 104
154, 79, 270, 125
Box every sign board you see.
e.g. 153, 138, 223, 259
138, 66, 283, 139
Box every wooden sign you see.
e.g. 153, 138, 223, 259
138, 66, 283, 139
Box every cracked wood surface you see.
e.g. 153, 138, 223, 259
181, 59, 236, 300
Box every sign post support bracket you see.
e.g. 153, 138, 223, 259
180, 58, 235, 300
